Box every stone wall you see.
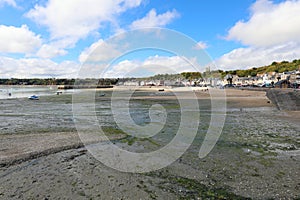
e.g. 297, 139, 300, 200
266, 89, 300, 111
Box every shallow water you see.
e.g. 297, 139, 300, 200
0, 86, 59, 99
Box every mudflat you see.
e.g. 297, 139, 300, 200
0, 88, 299, 199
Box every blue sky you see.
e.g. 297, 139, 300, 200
0, 0, 299, 78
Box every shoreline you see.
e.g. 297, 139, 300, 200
2, 85, 298, 111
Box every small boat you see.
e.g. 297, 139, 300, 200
28, 95, 39, 100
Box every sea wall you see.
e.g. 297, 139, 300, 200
266, 89, 300, 111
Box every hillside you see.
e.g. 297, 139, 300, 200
219, 59, 300, 78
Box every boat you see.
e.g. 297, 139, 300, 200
28, 95, 39, 100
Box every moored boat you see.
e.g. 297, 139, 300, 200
28, 95, 39, 100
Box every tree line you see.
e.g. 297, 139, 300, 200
0, 78, 118, 86
1, 59, 299, 85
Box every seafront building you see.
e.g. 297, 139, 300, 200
118, 69, 300, 89
222, 70, 300, 88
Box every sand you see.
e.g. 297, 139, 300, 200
0, 88, 299, 199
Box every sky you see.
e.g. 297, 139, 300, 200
0, 0, 300, 78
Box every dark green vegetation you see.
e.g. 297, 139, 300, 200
0, 78, 118, 86
145, 174, 250, 200
0, 78, 75, 85
220, 59, 300, 78
133, 72, 203, 84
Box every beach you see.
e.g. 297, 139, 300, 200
0, 88, 299, 199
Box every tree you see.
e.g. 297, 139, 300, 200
277, 76, 281, 82
250, 71, 257, 77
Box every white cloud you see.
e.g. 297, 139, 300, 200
36, 44, 68, 59
79, 39, 121, 63
35, 36, 79, 59
217, 0, 300, 70
0, 56, 79, 78
0, 0, 16, 7
143, 55, 195, 72
104, 59, 140, 77
0, 24, 41, 54
215, 42, 300, 70
227, 0, 300, 47
130, 9, 180, 29
194, 41, 208, 50
250, 0, 275, 14
26, 0, 143, 43
103, 55, 196, 78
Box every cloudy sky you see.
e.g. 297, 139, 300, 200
0, 0, 300, 78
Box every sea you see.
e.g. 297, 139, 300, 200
0, 85, 61, 99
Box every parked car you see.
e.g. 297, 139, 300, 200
261, 83, 274, 88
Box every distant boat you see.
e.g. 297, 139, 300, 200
28, 95, 39, 100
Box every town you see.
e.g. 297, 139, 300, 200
1, 60, 300, 89
120, 60, 300, 89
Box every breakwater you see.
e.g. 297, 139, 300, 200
266, 89, 300, 110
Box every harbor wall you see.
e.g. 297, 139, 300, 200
266, 89, 300, 111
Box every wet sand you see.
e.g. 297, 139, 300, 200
0, 88, 299, 199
